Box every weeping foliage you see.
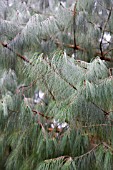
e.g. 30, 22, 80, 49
1, 0, 113, 170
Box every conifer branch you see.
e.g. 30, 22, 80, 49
44, 143, 101, 162
103, 48, 113, 56
55, 40, 86, 51
44, 58, 77, 90
95, 51, 113, 62
102, 142, 113, 152
75, 143, 101, 160
91, 102, 109, 116
1, 42, 31, 64
16, 79, 37, 94
32, 109, 53, 120
55, 40, 113, 62
41, 77, 56, 101
91, 102, 113, 122
82, 124, 113, 128
9, 108, 52, 120
20, 81, 37, 89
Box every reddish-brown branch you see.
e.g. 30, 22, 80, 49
1, 42, 32, 64
102, 142, 113, 152
103, 48, 113, 56
95, 51, 113, 62
32, 109, 53, 120
2, 39, 113, 65
16, 79, 37, 93
91, 102, 113, 123
55, 41, 86, 52
55, 41, 113, 62
92, 102, 109, 116
100, 56, 113, 62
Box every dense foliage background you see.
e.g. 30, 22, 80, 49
1, 0, 113, 169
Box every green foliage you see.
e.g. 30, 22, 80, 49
1, 0, 113, 170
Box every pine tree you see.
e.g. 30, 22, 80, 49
0, 0, 113, 169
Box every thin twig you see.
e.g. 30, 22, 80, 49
75, 143, 101, 160
1, 42, 32, 64
32, 109, 53, 120
99, 7, 112, 58
41, 77, 56, 101
103, 48, 113, 56
73, 3, 77, 59
55, 40, 86, 51
91, 102, 113, 122
44, 143, 101, 162
44, 58, 77, 90
16, 79, 37, 94
82, 124, 113, 128
92, 102, 109, 116
102, 142, 113, 152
